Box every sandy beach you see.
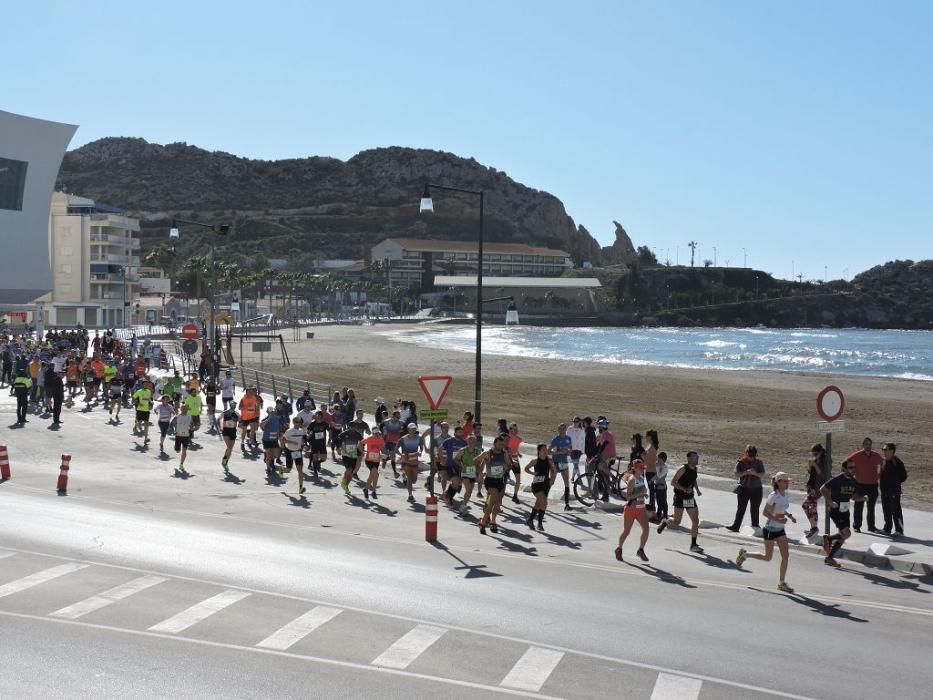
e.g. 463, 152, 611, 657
237, 322, 933, 509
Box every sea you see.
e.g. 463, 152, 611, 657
389, 326, 933, 381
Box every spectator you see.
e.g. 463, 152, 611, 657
727, 445, 768, 531
847, 437, 883, 533
880, 443, 907, 537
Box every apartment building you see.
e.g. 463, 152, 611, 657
370, 237, 572, 289
37, 191, 140, 327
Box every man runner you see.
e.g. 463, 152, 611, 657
657, 451, 704, 553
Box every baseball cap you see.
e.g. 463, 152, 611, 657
407, 422, 417, 429
374, 396, 385, 404
597, 418, 609, 427
774, 471, 792, 482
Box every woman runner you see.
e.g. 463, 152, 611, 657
736, 472, 797, 592
477, 436, 509, 535
525, 444, 556, 531
615, 459, 651, 562
396, 423, 424, 503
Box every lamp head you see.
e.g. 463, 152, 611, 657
419, 184, 434, 214
169, 218, 179, 239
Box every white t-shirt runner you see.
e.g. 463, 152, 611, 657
175, 414, 193, 438
283, 427, 306, 453
220, 378, 235, 398
154, 404, 175, 422
764, 491, 791, 531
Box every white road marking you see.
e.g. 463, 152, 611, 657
148, 589, 250, 634
0, 552, 15, 561
372, 624, 447, 669
50, 574, 167, 619
501, 646, 564, 692
256, 606, 342, 650
651, 672, 703, 700
0, 563, 88, 599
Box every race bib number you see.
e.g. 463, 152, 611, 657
462, 465, 476, 478
223, 420, 236, 429
314, 431, 325, 440
342, 443, 358, 458
366, 451, 381, 462
838, 502, 850, 513
682, 497, 696, 509
533, 474, 547, 484
488, 464, 504, 478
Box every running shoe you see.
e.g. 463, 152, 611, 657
299, 486, 306, 494
563, 504, 572, 511
341, 481, 350, 494
407, 495, 415, 503
526, 519, 536, 530
824, 556, 841, 568
536, 523, 544, 532
777, 582, 795, 593
736, 548, 747, 568
479, 525, 486, 535
804, 527, 818, 538
371, 490, 378, 500
657, 521, 667, 534
614, 546, 623, 561
636, 548, 649, 562
490, 524, 499, 534
690, 543, 704, 554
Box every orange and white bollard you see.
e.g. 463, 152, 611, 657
0, 444, 10, 480
425, 495, 439, 542
57, 454, 71, 493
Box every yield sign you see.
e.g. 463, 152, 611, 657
418, 375, 452, 410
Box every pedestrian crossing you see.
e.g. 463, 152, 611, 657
0, 550, 741, 698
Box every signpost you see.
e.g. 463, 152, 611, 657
181, 323, 199, 340
181, 339, 199, 356
252, 341, 272, 370
817, 385, 845, 537
418, 376, 453, 497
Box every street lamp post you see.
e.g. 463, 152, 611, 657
420, 183, 485, 423
169, 218, 230, 369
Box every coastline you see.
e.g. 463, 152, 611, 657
247, 323, 933, 510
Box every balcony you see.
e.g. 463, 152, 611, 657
90, 232, 141, 249
89, 253, 141, 266
91, 273, 139, 284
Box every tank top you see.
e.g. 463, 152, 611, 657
487, 450, 506, 478
532, 457, 550, 484
460, 448, 478, 477
627, 474, 648, 507
677, 466, 698, 492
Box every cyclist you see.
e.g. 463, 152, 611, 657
591, 418, 616, 503
657, 450, 704, 553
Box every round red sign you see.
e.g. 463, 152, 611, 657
817, 385, 845, 422
181, 323, 199, 340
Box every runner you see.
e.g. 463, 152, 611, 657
454, 435, 482, 515
653, 451, 670, 522
381, 410, 404, 477
220, 370, 236, 410
184, 386, 203, 440
396, 423, 425, 503
736, 472, 797, 592
219, 403, 240, 469
426, 421, 451, 495
441, 425, 468, 507
174, 404, 193, 472
657, 451, 704, 553
306, 410, 329, 479
132, 380, 153, 444
525, 443, 557, 531
296, 388, 316, 413
328, 404, 345, 462
477, 436, 509, 534
238, 386, 262, 449
506, 423, 524, 504
166, 370, 184, 407
281, 416, 308, 494
107, 372, 125, 422
360, 426, 386, 500
820, 459, 867, 567
803, 444, 828, 537
202, 375, 218, 431
155, 395, 176, 453
102, 360, 118, 408
338, 421, 365, 496
548, 423, 573, 511
615, 459, 651, 562
65, 359, 80, 402
260, 407, 283, 478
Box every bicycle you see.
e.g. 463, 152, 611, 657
573, 458, 626, 507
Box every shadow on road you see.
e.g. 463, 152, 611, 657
672, 549, 749, 572
283, 493, 311, 509
836, 567, 930, 594
430, 541, 502, 579
624, 561, 698, 588
754, 588, 869, 623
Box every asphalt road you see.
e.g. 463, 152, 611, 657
1, 393, 931, 699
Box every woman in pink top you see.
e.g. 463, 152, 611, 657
644, 429, 660, 520
507, 423, 523, 505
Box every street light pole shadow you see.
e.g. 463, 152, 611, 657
430, 541, 502, 579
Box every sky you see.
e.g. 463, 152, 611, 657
5, 0, 932, 280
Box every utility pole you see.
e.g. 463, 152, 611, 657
713, 246, 717, 267
742, 247, 747, 268
688, 241, 698, 267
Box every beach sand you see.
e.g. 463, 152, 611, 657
236, 322, 933, 510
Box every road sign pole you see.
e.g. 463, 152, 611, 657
428, 418, 436, 497
824, 432, 832, 537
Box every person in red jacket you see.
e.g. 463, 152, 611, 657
846, 437, 883, 533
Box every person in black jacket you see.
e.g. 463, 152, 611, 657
48, 368, 65, 425
880, 443, 908, 537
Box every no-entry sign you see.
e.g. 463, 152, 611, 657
817, 385, 845, 422
181, 323, 199, 340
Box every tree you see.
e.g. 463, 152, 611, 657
636, 246, 658, 266
704, 259, 713, 268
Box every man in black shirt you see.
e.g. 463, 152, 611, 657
880, 443, 908, 537
820, 460, 867, 567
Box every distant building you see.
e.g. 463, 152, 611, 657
433, 275, 602, 314
36, 191, 140, 327
371, 238, 572, 289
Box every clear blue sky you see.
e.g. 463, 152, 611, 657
6, 1, 931, 280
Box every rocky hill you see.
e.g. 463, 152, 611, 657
57, 138, 636, 268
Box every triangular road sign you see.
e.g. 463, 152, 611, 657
418, 375, 452, 410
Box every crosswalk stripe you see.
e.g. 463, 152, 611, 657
500, 646, 564, 692
371, 624, 447, 669
255, 606, 343, 650
148, 589, 250, 634
50, 575, 168, 620
0, 563, 88, 599
650, 672, 703, 700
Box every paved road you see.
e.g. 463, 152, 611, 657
1, 393, 932, 699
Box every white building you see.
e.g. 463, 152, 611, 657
37, 191, 141, 327
371, 237, 572, 289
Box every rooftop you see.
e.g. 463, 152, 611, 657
435, 275, 601, 289
377, 237, 570, 258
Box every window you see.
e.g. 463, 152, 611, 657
58, 263, 73, 274
0, 157, 28, 211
